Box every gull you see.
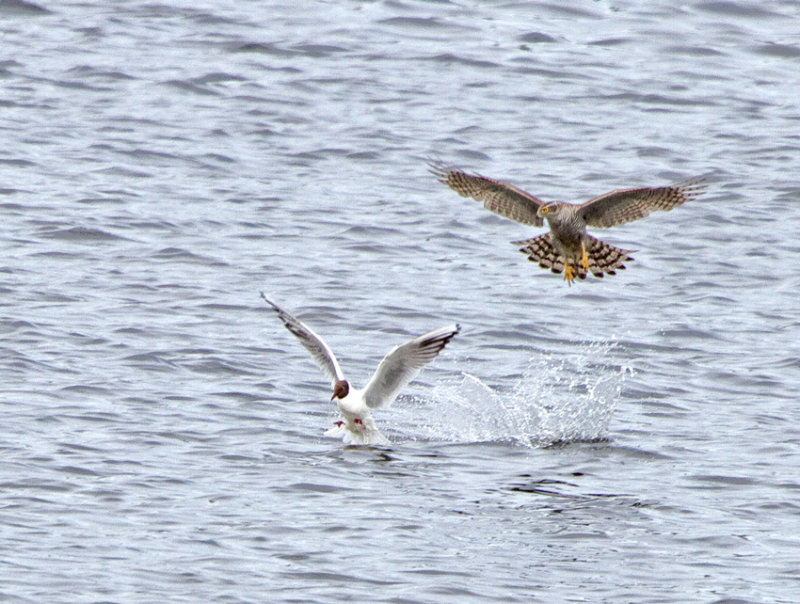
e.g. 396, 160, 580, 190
261, 293, 460, 445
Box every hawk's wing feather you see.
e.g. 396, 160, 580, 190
579, 177, 706, 228
429, 161, 545, 227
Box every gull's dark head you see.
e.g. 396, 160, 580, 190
331, 380, 350, 401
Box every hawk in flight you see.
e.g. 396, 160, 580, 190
430, 161, 706, 285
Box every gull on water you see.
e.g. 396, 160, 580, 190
261, 293, 460, 445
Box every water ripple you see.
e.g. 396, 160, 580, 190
2, 1, 800, 602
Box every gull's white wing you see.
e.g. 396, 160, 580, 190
362, 324, 460, 409
261, 293, 345, 386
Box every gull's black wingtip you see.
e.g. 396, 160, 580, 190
260, 292, 279, 311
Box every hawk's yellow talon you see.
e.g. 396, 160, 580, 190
581, 241, 590, 270
563, 263, 575, 285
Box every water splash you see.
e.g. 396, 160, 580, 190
401, 341, 631, 447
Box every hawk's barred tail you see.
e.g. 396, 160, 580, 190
512, 233, 634, 280
585, 236, 635, 277
512, 233, 572, 276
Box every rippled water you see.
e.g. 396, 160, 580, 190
2, 0, 800, 601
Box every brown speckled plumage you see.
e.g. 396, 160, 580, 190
429, 160, 705, 285
512, 233, 633, 280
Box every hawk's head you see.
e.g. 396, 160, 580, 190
537, 202, 565, 219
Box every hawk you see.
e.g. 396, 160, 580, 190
430, 161, 706, 285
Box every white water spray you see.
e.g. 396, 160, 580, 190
399, 341, 631, 447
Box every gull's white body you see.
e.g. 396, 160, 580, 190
323, 387, 386, 445
262, 293, 459, 446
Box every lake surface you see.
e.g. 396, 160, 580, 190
2, 0, 799, 602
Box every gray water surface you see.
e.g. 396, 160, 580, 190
2, 1, 800, 602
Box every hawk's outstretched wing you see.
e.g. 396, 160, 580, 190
429, 161, 545, 227
579, 177, 706, 228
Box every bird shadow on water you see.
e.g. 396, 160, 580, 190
397, 341, 632, 448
